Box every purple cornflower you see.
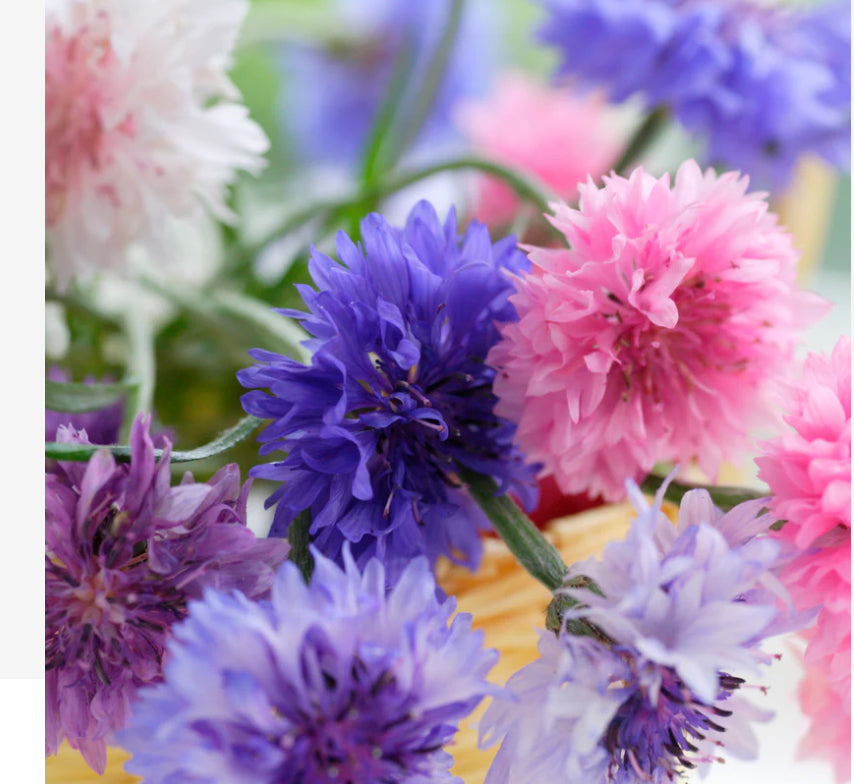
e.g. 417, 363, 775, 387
45, 368, 124, 445
479, 481, 810, 783
239, 201, 538, 584
538, 0, 851, 184
45, 415, 289, 773
279, 0, 495, 168
118, 551, 497, 783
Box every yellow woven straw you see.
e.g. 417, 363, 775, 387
46, 744, 138, 783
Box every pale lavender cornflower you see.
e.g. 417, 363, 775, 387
480, 480, 810, 783
45, 415, 289, 773
119, 551, 497, 784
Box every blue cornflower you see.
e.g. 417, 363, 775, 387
538, 0, 851, 184
119, 551, 497, 784
279, 0, 496, 168
239, 201, 538, 583
479, 481, 811, 783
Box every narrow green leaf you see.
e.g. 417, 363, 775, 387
359, 33, 419, 186
46, 379, 135, 413
46, 415, 264, 464
383, 0, 465, 169
208, 289, 309, 361
612, 106, 670, 176
380, 156, 560, 225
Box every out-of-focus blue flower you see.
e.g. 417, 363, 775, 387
45, 416, 289, 774
279, 0, 496, 168
239, 200, 538, 585
479, 481, 811, 783
538, 0, 851, 184
119, 551, 497, 784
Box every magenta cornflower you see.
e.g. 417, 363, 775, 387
488, 159, 826, 501
756, 336, 851, 782
45, 416, 289, 773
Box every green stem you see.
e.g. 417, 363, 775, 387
239, 155, 562, 258
121, 305, 156, 436
139, 274, 307, 360
461, 469, 568, 592
45, 286, 122, 329
384, 0, 465, 169
612, 106, 669, 176
640, 472, 766, 511
230, 196, 347, 278
288, 510, 315, 583
207, 289, 309, 360
359, 37, 418, 186
46, 415, 263, 464
382, 156, 559, 221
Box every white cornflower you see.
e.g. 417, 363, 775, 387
45, 0, 268, 288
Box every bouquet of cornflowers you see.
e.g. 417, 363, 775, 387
44, 1, 851, 783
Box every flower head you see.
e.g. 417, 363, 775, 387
756, 336, 851, 781
280, 0, 495, 168
489, 160, 825, 501
45, 416, 289, 773
239, 201, 538, 584
456, 72, 621, 227
45, 0, 268, 288
757, 336, 851, 549
480, 482, 802, 783
119, 552, 497, 784
537, 0, 851, 184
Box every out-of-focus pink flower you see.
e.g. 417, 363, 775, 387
798, 649, 851, 783
455, 72, 621, 226
757, 337, 851, 782
488, 160, 826, 501
45, 0, 268, 288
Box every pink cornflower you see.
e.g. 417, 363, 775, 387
45, 0, 268, 288
488, 160, 825, 501
757, 336, 851, 548
455, 72, 621, 227
799, 661, 851, 783
757, 337, 851, 782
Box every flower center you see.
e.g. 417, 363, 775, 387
604, 661, 742, 781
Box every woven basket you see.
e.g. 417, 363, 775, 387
46, 502, 636, 784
